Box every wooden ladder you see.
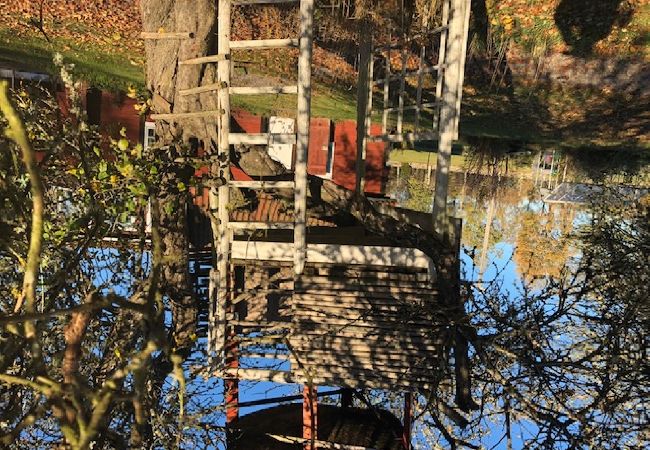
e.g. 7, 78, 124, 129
208, 0, 315, 360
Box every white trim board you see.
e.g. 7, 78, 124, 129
231, 241, 432, 269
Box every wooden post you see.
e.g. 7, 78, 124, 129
433, 0, 450, 130
303, 385, 318, 450
355, 19, 373, 194
295, 0, 315, 275
402, 392, 413, 450
225, 326, 239, 446
453, 0, 472, 140
396, 47, 408, 137
341, 389, 353, 408
432, 0, 469, 234
382, 39, 391, 135
414, 46, 426, 135
215, 0, 232, 359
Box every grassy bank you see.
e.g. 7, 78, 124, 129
0, 29, 144, 90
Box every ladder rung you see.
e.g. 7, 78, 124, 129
230, 86, 298, 95
230, 38, 299, 49
178, 83, 222, 96
368, 131, 439, 143
229, 133, 296, 145
232, 0, 299, 5
230, 181, 295, 189
150, 110, 223, 120
382, 101, 439, 113
180, 85, 298, 96
141, 32, 194, 40
179, 54, 228, 65
375, 65, 443, 85
228, 222, 294, 230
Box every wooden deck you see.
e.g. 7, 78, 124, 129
220, 256, 446, 391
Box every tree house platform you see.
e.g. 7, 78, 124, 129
213, 228, 448, 392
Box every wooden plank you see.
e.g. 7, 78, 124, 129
231, 241, 432, 268
290, 354, 439, 377
230, 38, 299, 49
150, 110, 223, 120
381, 101, 438, 113
229, 180, 295, 189
368, 131, 438, 143
355, 19, 373, 194
305, 266, 430, 281
295, 0, 315, 275
290, 334, 442, 350
141, 31, 193, 39
293, 347, 439, 364
289, 362, 439, 384
229, 133, 297, 145
453, 0, 472, 140
433, 0, 467, 231
224, 368, 295, 383
230, 86, 298, 95
179, 54, 227, 65
292, 299, 431, 314
228, 221, 294, 230
396, 47, 408, 136
433, 0, 451, 130
296, 276, 437, 292
179, 83, 223, 96
382, 50, 391, 135
233, 0, 299, 5
214, 0, 232, 359
267, 434, 377, 450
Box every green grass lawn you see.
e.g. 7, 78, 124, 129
0, 29, 144, 90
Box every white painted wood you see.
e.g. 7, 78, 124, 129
141, 31, 193, 39
229, 180, 295, 189
231, 241, 432, 269
355, 21, 373, 194
434, 0, 451, 130
433, 0, 468, 232
214, 0, 232, 359
229, 133, 297, 145
150, 110, 222, 120
179, 83, 222, 96
267, 435, 377, 450
233, 0, 298, 4
415, 46, 426, 133
179, 54, 227, 65
453, 0, 472, 140
230, 38, 299, 49
382, 50, 391, 135
295, 0, 314, 275
268, 117, 296, 169
228, 222, 294, 230
396, 48, 408, 136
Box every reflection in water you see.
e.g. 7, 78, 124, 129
387, 165, 603, 283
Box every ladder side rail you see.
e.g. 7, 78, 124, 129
294, 0, 315, 275
434, 0, 451, 130
215, 0, 233, 361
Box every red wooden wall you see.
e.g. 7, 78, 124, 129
332, 120, 386, 195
